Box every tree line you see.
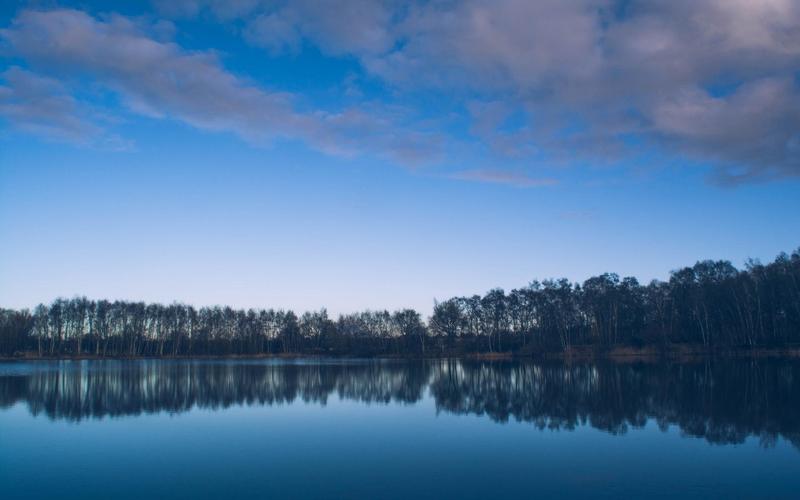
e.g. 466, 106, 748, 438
1, 247, 799, 357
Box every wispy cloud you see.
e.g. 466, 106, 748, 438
450, 169, 558, 188
558, 210, 595, 221
0, 66, 133, 151
0, 66, 97, 142
0, 9, 441, 165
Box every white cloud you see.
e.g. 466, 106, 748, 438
158, 0, 800, 182
651, 78, 800, 183
0, 66, 133, 150
1, 8, 441, 164
243, 12, 302, 55
6, 2, 800, 182
0, 67, 97, 142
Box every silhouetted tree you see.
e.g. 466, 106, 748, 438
2, 247, 798, 357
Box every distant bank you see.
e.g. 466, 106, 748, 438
2, 247, 799, 358
3, 345, 800, 363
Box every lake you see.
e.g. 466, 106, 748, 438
1, 358, 798, 499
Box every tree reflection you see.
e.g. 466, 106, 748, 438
429, 360, 800, 449
1, 359, 797, 449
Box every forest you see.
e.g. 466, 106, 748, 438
1, 248, 798, 357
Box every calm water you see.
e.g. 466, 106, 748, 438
1, 359, 798, 499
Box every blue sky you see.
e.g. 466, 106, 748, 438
1, 1, 799, 315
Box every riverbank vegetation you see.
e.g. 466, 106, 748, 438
1, 248, 799, 358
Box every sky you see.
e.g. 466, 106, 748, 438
1, 0, 799, 316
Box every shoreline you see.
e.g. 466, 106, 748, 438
3, 346, 800, 362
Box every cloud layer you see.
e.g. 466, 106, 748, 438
154, 0, 800, 182
0, 66, 99, 143
0, 8, 441, 164
3, 2, 800, 183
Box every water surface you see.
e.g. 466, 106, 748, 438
1, 358, 798, 499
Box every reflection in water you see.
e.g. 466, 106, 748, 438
1, 359, 798, 449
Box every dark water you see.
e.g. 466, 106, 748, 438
1, 359, 798, 499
